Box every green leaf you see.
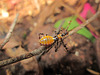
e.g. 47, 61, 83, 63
54, 16, 95, 42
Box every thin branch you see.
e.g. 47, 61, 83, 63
0, 11, 100, 68
61, 1, 100, 37
0, 46, 47, 67
63, 10, 100, 39
87, 68, 100, 75
0, 13, 19, 50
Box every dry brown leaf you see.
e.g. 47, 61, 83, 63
4, 45, 26, 57
4, 44, 42, 74
64, 0, 78, 6
6, 69, 12, 75
75, 0, 87, 13
46, 0, 55, 5
3, 37, 19, 49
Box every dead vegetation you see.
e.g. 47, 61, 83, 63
0, 0, 100, 75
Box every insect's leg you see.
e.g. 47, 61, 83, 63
36, 51, 45, 61
54, 31, 57, 34
54, 31, 58, 36
45, 46, 53, 53
39, 33, 44, 39
65, 15, 74, 32
46, 34, 48, 36
58, 27, 65, 34
61, 38, 68, 52
55, 40, 62, 52
56, 27, 65, 35
61, 27, 65, 31
56, 19, 66, 34
54, 42, 57, 49
54, 28, 63, 36
54, 41, 57, 51
36, 46, 53, 61
55, 40, 59, 52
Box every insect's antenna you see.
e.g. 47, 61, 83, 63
56, 19, 66, 34
66, 15, 74, 32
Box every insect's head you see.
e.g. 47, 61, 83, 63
57, 34, 62, 39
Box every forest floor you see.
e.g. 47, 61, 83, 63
0, 0, 100, 75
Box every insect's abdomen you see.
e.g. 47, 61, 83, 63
39, 36, 54, 46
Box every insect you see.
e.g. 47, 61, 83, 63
40, 28, 69, 42
37, 17, 73, 61
39, 29, 68, 50
39, 17, 73, 52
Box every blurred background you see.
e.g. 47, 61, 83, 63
0, 0, 100, 75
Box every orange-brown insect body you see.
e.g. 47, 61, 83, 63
39, 32, 67, 46
39, 36, 54, 46
57, 34, 62, 39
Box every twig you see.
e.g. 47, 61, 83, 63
96, 38, 100, 71
0, 11, 100, 68
0, 46, 46, 67
61, 1, 100, 37
87, 68, 100, 75
0, 13, 19, 50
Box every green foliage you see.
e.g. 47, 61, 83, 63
54, 16, 95, 42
